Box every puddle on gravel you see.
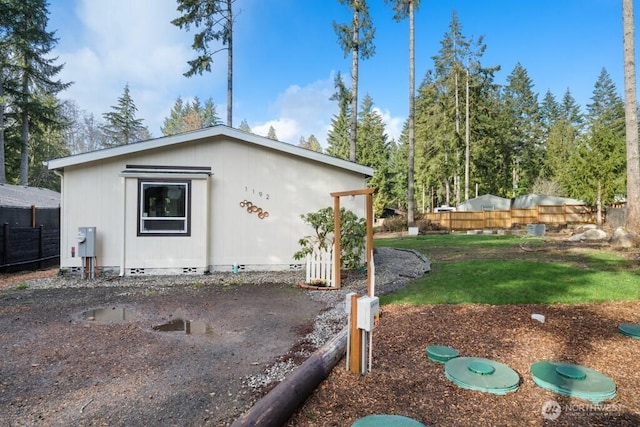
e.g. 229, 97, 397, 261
82, 307, 135, 322
153, 318, 213, 336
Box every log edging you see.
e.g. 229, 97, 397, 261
231, 327, 348, 427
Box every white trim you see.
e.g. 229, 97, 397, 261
48, 125, 374, 177
119, 172, 210, 180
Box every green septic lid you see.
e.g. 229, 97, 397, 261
618, 323, 640, 339
468, 361, 496, 375
351, 414, 425, 427
445, 357, 520, 395
556, 365, 587, 380
426, 345, 460, 363
530, 361, 616, 404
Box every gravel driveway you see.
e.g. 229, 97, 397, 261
0, 248, 428, 426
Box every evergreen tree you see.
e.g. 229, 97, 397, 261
566, 69, 625, 223
544, 89, 583, 191
3, 0, 70, 185
200, 97, 220, 127
102, 84, 149, 146
502, 62, 544, 196
172, 0, 234, 126
356, 94, 391, 215
299, 135, 322, 152
162, 96, 221, 136
0, 0, 18, 183
389, 128, 408, 210
161, 96, 188, 136
266, 125, 277, 140
326, 72, 351, 160
27, 92, 69, 189
333, 0, 375, 162
421, 11, 499, 205
540, 90, 561, 137
560, 88, 584, 128
385, 0, 421, 224
238, 118, 251, 133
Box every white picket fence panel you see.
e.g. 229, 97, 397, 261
305, 248, 335, 287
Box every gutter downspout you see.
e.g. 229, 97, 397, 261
120, 176, 126, 276
53, 169, 64, 270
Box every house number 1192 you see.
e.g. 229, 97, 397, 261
245, 186, 270, 199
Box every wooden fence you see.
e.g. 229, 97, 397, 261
0, 206, 60, 272
305, 249, 335, 287
423, 204, 595, 231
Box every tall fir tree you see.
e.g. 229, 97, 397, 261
566, 69, 626, 223
356, 94, 391, 215
326, 72, 352, 160
385, 0, 421, 224
3, 0, 70, 185
102, 84, 149, 146
543, 89, 583, 192
502, 62, 543, 196
333, 0, 375, 162
172, 0, 234, 126
422, 11, 498, 205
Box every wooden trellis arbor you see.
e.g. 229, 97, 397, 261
330, 187, 377, 296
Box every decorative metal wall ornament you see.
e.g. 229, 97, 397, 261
239, 200, 269, 219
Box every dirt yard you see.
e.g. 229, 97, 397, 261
0, 274, 327, 426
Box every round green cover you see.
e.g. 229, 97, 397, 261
530, 361, 616, 404
445, 357, 520, 395
351, 414, 425, 427
426, 345, 459, 363
618, 323, 640, 339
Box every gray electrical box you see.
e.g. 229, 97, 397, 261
78, 227, 96, 257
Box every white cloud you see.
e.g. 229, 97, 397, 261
374, 107, 404, 143
251, 75, 336, 147
54, 0, 218, 135
250, 76, 406, 148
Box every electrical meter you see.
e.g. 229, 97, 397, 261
357, 296, 380, 332
78, 227, 96, 257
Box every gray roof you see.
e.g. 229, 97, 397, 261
0, 184, 60, 208
458, 194, 511, 211
47, 125, 375, 177
512, 194, 586, 208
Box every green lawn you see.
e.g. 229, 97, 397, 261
376, 234, 640, 305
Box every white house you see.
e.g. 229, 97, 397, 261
47, 126, 374, 276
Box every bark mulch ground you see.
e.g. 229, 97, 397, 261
288, 301, 640, 426
287, 236, 640, 427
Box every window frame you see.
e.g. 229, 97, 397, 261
137, 179, 191, 236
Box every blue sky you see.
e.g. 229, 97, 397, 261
47, 0, 635, 147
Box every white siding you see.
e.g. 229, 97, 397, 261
58, 136, 368, 274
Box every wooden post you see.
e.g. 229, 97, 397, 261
333, 195, 341, 288
349, 293, 361, 373
365, 192, 374, 297
38, 225, 44, 269
31, 205, 36, 228
2, 223, 7, 266
330, 188, 378, 293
